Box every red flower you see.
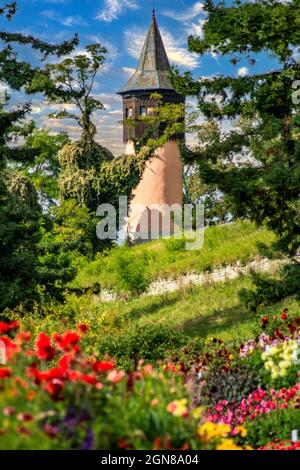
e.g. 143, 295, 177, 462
288, 323, 297, 334
80, 374, 97, 385
43, 367, 68, 381
0, 321, 19, 334
274, 328, 285, 340
261, 316, 269, 327
0, 368, 11, 379
281, 310, 288, 320
17, 413, 33, 422
56, 332, 80, 351
45, 379, 64, 400
58, 353, 75, 371
27, 365, 42, 385
68, 370, 82, 382
53, 333, 62, 343
0, 336, 19, 359
78, 323, 89, 334
36, 333, 56, 361
92, 361, 115, 373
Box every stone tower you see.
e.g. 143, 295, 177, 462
118, 10, 185, 241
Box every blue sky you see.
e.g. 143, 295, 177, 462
1, 0, 279, 154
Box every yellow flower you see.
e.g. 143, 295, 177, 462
264, 360, 273, 371
198, 422, 231, 440
192, 406, 204, 419
269, 346, 277, 356
235, 426, 247, 438
217, 438, 243, 451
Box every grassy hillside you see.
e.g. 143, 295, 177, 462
20, 220, 298, 367
25, 275, 299, 367
73, 221, 276, 292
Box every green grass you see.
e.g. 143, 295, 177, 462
73, 221, 276, 291
19, 272, 299, 369
93, 278, 298, 343
20, 220, 298, 364
42, 275, 298, 354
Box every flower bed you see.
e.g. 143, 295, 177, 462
0, 308, 299, 450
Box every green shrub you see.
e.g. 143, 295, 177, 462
240, 265, 300, 311
99, 322, 185, 368
245, 406, 300, 448
163, 237, 186, 253
105, 246, 150, 295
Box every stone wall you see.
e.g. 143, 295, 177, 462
99, 256, 296, 302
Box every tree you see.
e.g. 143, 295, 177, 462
11, 124, 70, 207
0, 171, 41, 311
0, 1, 78, 311
30, 44, 107, 138
171, 0, 300, 307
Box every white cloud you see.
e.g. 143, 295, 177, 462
41, 10, 87, 27
122, 66, 136, 77
187, 18, 205, 37
163, 2, 203, 22
238, 67, 249, 77
96, 0, 139, 23
163, 2, 206, 39
124, 26, 200, 69
61, 16, 88, 27
85, 34, 118, 61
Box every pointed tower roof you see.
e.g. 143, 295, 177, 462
118, 12, 174, 94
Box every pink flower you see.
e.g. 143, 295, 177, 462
107, 370, 125, 383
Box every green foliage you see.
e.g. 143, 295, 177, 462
29, 44, 107, 137
105, 246, 150, 295
240, 264, 300, 311
0, 172, 41, 311
36, 201, 96, 301
0, 2, 79, 311
245, 406, 300, 448
163, 237, 186, 253
99, 323, 185, 369
73, 221, 275, 291
170, 0, 300, 303
182, 158, 230, 226
17, 127, 70, 206
0, 2, 16, 20
126, 93, 186, 154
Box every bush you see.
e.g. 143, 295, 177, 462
99, 323, 185, 368
104, 246, 150, 295
163, 237, 186, 253
245, 406, 300, 448
240, 265, 300, 312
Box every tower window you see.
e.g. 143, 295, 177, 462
126, 108, 133, 118
140, 106, 147, 116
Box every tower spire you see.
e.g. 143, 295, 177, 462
118, 8, 173, 94
152, 0, 155, 17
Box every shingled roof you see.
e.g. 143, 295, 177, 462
118, 12, 174, 94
